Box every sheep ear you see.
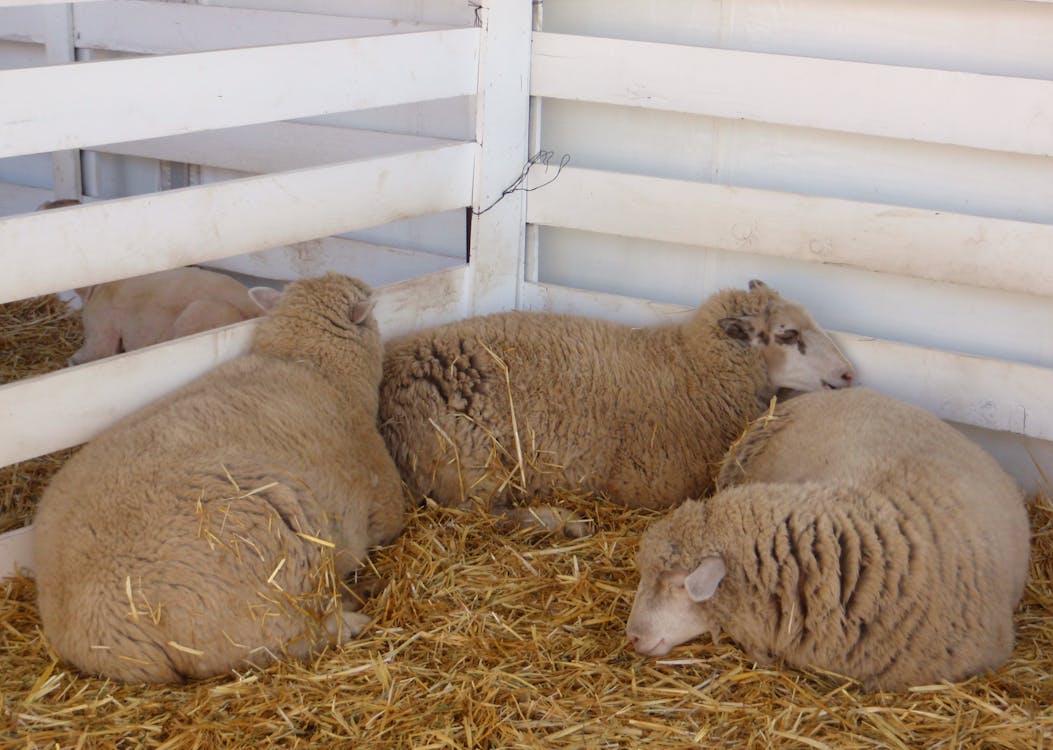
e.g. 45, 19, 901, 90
684, 556, 726, 602
718, 316, 753, 342
350, 296, 377, 325
748, 279, 768, 291
249, 286, 283, 314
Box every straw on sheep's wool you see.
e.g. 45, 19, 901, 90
1, 295, 1052, 748
0, 294, 83, 534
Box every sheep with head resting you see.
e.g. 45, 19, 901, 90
69, 267, 264, 365
626, 387, 1030, 692
33, 273, 404, 683
380, 280, 853, 533
34, 199, 261, 365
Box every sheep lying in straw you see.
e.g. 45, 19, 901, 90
33, 199, 261, 366
626, 387, 1030, 691
69, 267, 263, 365
33, 273, 404, 683
380, 280, 853, 532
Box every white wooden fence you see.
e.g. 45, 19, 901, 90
1, 0, 1050, 576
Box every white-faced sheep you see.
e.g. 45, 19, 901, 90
379, 280, 853, 530
626, 387, 1030, 692
70, 267, 263, 365
33, 273, 404, 683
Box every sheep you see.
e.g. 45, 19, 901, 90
626, 387, 1030, 692
379, 280, 854, 531
32, 199, 259, 364
69, 267, 263, 365
33, 273, 404, 683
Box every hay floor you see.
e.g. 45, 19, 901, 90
0, 295, 83, 535
2, 489, 1051, 749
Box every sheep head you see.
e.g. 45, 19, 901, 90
718, 279, 854, 393
626, 504, 726, 656
249, 272, 382, 379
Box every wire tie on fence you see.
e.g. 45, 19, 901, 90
473, 150, 570, 217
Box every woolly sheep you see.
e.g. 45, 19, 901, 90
626, 387, 1030, 691
69, 267, 263, 365
379, 280, 854, 531
32, 199, 260, 365
33, 273, 404, 683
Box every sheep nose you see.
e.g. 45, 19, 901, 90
627, 633, 639, 648
841, 369, 855, 386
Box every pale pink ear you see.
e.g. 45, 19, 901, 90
350, 296, 377, 325
684, 556, 726, 602
248, 286, 283, 314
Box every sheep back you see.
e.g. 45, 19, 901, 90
379, 288, 772, 511
634, 388, 1029, 691
34, 274, 403, 682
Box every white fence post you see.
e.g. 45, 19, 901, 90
42, 2, 82, 202
466, 0, 533, 315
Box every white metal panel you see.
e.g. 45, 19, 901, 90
73, 1, 448, 55
542, 0, 1053, 80
92, 122, 458, 173
0, 0, 105, 6
0, 142, 476, 302
201, 0, 476, 26
0, 6, 44, 42
0, 526, 32, 578
533, 225, 1053, 371
526, 166, 1053, 299
0, 265, 468, 470
42, 3, 81, 202
539, 99, 1053, 226
204, 235, 463, 286
531, 32, 1053, 156
519, 282, 1053, 443
0, 180, 51, 213
0, 27, 481, 158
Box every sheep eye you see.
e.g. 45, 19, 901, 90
776, 329, 799, 345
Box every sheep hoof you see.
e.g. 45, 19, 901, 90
325, 609, 372, 643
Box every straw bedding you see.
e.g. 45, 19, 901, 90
0, 295, 83, 535
1, 488, 1051, 749
1, 296, 1051, 748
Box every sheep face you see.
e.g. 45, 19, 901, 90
627, 516, 727, 656
718, 281, 853, 392
626, 565, 723, 656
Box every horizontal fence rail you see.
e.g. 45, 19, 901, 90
0, 265, 469, 471
0, 0, 105, 6
92, 122, 458, 174
520, 282, 1053, 443
525, 165, 1053, 299
531, 32, 1053, 157
0, 142, 476, 302
0, 26, 480, 159
0, 1, 448, 49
